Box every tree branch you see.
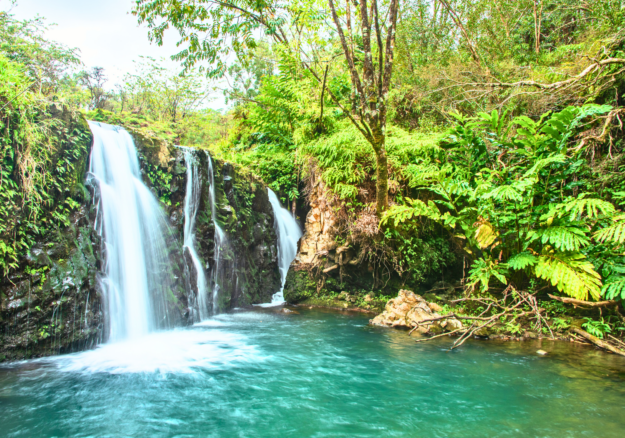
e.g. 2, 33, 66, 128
548, 294, 618, 308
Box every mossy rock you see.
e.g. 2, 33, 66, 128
284, 269, 316, 304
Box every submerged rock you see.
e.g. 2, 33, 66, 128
370, 290, 462, 335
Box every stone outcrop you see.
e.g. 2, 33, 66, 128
284, 177, 388, 303
161, 149, 281, 313
370, 290, 463, 334
298, 178, 339, 265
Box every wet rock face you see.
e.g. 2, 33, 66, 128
370, 290, 463, 334
142, 147, 281, 314
0, 206, 105, 362
205, 158, 281, 309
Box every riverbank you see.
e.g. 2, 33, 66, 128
287, 286, 625, 356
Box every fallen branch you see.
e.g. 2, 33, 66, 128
473, 58, 625, 90
608, 334, 625, 350
413, 327, 465, 341
571, 327, 625, 357
548, 294, 618, 308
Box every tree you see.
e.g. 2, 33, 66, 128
78, 67, 109, 110
0, 7, 80, 92
121, 57, 211, 123
134, 0, 399, 215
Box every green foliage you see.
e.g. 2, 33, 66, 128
382, 104, 620, 301
468, 257, 508, 293
582, 317, 612, 339
0, 50, 91, 275
551, 317, 571, 330
602, 270, 625, 301
508, 252, 538, 271
535, 250, 602, 301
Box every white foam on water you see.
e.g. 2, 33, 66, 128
52, 328, 261, 374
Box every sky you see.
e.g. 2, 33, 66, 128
2, 0, 226, 109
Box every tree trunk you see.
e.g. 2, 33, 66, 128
374, 139, 389, 215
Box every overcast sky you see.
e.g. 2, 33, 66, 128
2, 0, 226, 109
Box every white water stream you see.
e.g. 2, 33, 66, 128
88, 122, 173, 342
181, 148, 210, 320
263, 189, 302, 306
207, 153, 227, 313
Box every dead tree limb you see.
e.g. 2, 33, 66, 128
548, 294, 619, 308
570, 327, 625, 357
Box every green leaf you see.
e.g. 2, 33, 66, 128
594, 214, 625, 245
602, 275, 625, 300
535, 251, 602, 301
508, 252, 538, 270
528, 226, 590, 251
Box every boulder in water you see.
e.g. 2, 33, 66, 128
370, 290, 462, 335
280, 308, 299, 314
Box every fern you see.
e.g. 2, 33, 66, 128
523, 154, 566, 177
381, 199, 441, 227
602, 275, 625, 300
535, 250, 602, 300
527, 226, 590, 251
508, 252, 538, 270
594, 214, 625, 245
468, 257, 508, 292
541, 196, 615, 222
482, 184, 523, 202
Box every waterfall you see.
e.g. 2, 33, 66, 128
266, 189, 302, 305
88, 122, 173, 342
181, 148, 210, 320
207, 153, 227, 313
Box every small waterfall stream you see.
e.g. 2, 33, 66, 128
88, 122, 173, 341
266, 189, 303, 305
207, 153, 228, 313
181, 148, 210, 320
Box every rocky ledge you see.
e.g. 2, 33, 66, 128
370, 290, 463, 335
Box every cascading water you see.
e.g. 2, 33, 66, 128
207, 153, 227, 313
181, 148, 210, 320
266, 189, 303, 305
88, 121, 173, 341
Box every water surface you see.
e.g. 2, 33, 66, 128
1, 308, 624, 437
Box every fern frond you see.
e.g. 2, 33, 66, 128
528, 226, 590, 251
602, 275, 625, 300
482, 184, 523, 202
541, 196, 615, 222
381, 199, 441, 227
564, 197, 615, 221
508, 252, 538, 270
594, 214, 625, 245
535, 251, 602, 301
523, 154, 566, 177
